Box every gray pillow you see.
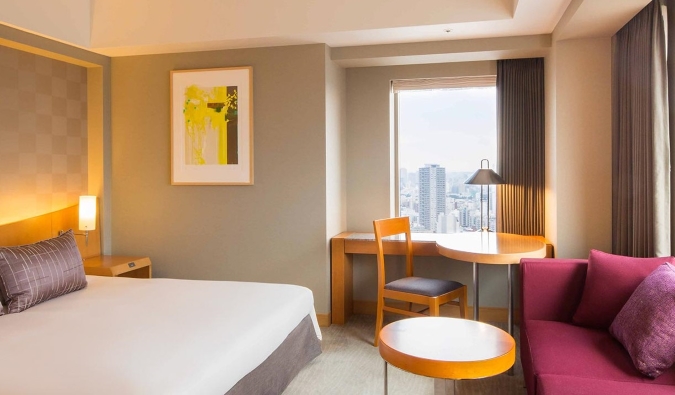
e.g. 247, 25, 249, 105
0, 230, 87, 314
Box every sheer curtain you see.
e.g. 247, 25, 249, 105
612, 0, 670, 257
496, 58, 545, 236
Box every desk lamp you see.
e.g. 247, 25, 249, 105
464, 159, 505, 231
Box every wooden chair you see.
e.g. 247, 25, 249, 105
373, 216, 468, 346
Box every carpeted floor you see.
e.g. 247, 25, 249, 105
283, 315, 527, 395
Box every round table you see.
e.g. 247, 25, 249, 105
378, 317, 515, 395
436, 232, 547, 336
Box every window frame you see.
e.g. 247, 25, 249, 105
392, 75, 498, 231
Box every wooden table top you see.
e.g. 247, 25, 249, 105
378, 317, 515, 380
436, 231, 547, 264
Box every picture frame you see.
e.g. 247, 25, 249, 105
170, 66, 253, 185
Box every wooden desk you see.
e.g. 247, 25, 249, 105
331, 232, 552, 325
379, 317, 515, 394
437, 232, 547, 336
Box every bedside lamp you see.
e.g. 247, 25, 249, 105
465, 159, 505, 232
78, 196, 96, 245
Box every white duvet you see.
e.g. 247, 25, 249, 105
0, 275, 320, 395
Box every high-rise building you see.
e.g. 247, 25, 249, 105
418, 164, 446, 232
437, 213, 447, 233
399, 168, 408, 187
436, 211, 460, 234
458, 207, 471, 228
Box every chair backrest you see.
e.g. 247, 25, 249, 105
373, 217, 414, 289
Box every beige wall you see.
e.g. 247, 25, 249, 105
0, 25, 111, 250
325, 46, 348, 299
0, 45, 89, 225
345, 61, 518, 306
110, 44, 337, 314
346, 61, 498, 231
0, 20, 617, 313
548, 37, 613, 258
544, 41, 558, 251
346, 40, 615, 306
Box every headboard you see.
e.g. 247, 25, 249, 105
0, 205, 101, 258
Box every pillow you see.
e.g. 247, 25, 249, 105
572, 249, 675, 330
610, 263, 675, 378
0, 230, 87, 313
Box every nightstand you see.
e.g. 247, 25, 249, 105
83, 255, 152, 278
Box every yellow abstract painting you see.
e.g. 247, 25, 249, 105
183, 85, 238, 165
171, 67, 253, 185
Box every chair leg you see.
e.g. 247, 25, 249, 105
459, 287, 468, 319
429, 300, 440, 316
374, 296, 384, 347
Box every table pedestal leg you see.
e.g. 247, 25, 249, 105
433, 379, 456, 395
384, 361, 388, 395
507, 263, 513, 336
473, 262, 480, 321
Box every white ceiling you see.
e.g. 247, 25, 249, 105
87, 0, 570, 56
0, 0, 651, 60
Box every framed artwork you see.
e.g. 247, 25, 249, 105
170, 66, 253, 185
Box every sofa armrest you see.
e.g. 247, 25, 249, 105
520, 258, 588, 323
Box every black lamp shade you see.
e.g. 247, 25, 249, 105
464, 169, 506, 185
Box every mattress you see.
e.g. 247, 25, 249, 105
0, 275, 321, 394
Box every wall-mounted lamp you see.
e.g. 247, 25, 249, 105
60, 195, 97, 246
78, 195, 97, 246
464, 159, 505, 232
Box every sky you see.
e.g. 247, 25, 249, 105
398, 87, 497, 173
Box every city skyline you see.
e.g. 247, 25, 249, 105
400, 164, 499, 233
397, 86, 498, 233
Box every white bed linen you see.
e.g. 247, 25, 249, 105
0, 275, 321, 395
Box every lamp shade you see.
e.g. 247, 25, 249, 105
79, 196, 97, 231
464, 169, 506, 185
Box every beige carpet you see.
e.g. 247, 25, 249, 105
284, 315, 526, 395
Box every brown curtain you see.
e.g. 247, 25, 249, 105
667, 0, 675, 252
496, 58, 545, 236
612, 0, 670, 257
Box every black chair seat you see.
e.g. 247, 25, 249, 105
385, 276, 464, 297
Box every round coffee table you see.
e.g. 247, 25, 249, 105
378, 317, 515, 394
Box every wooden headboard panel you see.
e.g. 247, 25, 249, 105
0, 205, 101, 258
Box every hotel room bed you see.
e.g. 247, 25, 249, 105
0, 275, 322, 394
0, 206, 321, 394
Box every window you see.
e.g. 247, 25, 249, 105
395, 77, 497, 233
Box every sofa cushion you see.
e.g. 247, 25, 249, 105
520, 258, 588, 323
524, 320, 675, 387
537, 374, 675, 395
572, 249, 675, 330
610, 263, 675, 378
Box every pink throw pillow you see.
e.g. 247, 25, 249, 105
610, 263, 675, 377
572, 249, 675, 330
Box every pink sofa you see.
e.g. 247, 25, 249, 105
520, 258, 675, 395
